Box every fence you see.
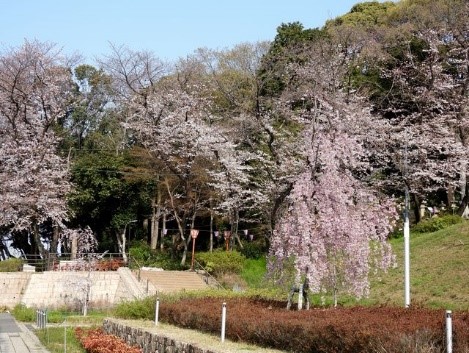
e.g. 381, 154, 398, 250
36, 309, 47, 329
21, 253, 126, 272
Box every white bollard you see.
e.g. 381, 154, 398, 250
446, 310, 452, 353
155, 297, 160, 325
221, 302, 227, 343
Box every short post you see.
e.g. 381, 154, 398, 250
155, 296, 160, 326
446, 310, 452, 353
221, 302, 227, 342
37, 309, 47, 329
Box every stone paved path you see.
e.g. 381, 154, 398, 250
0, 313, 50, 353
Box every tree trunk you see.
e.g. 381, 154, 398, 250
151, 182, 162, 250
48, 224, 60, 269
117, 229, 128, 263
412, 193, 421, 224
458, 182, 469, 215
161, 212, 166, 250
209, 203, 214, 252
71, 235, 78, 260
231, 209, 243, 250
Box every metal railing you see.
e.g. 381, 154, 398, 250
21, 253, 126, 272
193, 259, 224, 289
36, 309, 47, 329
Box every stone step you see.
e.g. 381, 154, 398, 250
138, 270, 209, 293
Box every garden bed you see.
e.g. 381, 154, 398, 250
157, 297, 469, 353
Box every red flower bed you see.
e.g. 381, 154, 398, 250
75, 327, 141, 353
159, 297, 469, 353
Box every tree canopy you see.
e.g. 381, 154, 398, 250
1, 0, 467, 299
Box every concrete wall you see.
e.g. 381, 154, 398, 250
0, 269, 150, 310
0, 272, 32, 308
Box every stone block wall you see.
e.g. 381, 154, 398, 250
0, 272, 32, 308
103, 319, 219, 353
0, 270, 149, 310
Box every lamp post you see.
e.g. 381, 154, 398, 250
223, 231, 231, 251
190, 229, 199, 271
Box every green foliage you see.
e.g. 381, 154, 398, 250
37, 327, 86, 353
128, 244, 185, 270
240, 257, 267, 288
258, 22, 325, 97
112, 296, 156, 320
411, 215, 463, 233
326, 1, 396, 27
11, 304, 35, 322
128, 241, 154, 266
196, 250, 246, 276
238, 240, 267, 259
0, 257, 23, 272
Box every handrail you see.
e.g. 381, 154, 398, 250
127, 256, 143, 281
21, 252, 126, 272
193, 259, 224, 289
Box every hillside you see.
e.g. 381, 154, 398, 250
366, 221, 469, 310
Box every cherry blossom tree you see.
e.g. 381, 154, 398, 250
337, 0, 469, 218
265, 30, 398, 302
268, 123, 396, 301
0, 41, 74, 257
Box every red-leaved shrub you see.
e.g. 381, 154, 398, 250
75, 327, 141, 353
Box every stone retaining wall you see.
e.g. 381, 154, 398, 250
0, 270, 150, 310
103, 319, 217, 353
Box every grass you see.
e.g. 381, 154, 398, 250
36, 326, 86, 353
233, 220, 469, 311
10, 305, 107, 353
366, 220, 469, 310
240, 257, 267, 288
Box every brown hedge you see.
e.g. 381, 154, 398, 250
159, 297, 469, 353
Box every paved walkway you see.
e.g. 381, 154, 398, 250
0, 313, 50, 353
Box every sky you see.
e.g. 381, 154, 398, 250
2, 0, 371, 63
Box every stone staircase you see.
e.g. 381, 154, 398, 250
117, 267, 155, 299
0, 268, 214, 309
138, 270, 210, 293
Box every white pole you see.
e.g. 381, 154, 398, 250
221, 302, 226, 342
404, 189, 411, 308
298, 284, 303, 310
155, 296, 159, 325
446, 310, 452, 353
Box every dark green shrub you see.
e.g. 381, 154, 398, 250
239, 241, 267, 259
129, 242, 184, 270
129, 241, 154, 267
412, 215, 463, 233
196, 250, 246, 276
0, 257, 23, 272
112, 296, 156, 320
